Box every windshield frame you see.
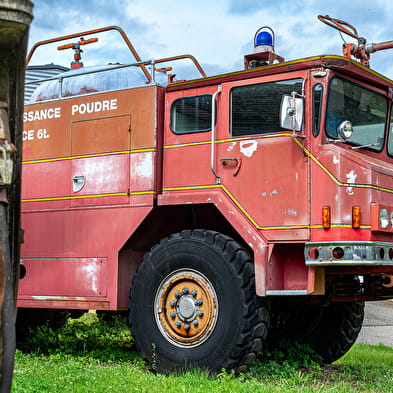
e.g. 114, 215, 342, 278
325, 76, 388, 153
387, 107, 393, 157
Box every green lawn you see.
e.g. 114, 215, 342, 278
12, 313, 393, 393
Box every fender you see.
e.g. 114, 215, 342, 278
158, 188, 270, 295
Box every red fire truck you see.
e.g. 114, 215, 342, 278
20, 16, 393, 372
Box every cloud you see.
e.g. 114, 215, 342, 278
227, 0, 267, 15
29, 0, 149, 48
27, 0, 393, 79
32, 0, 135, 30
28, 0, 153, 67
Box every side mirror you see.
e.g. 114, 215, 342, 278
280, 94, 304, 132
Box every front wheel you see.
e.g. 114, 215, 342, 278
128, 230, 269, 373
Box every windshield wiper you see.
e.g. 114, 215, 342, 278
327, 139, 381, 150
351, 142, 380, 150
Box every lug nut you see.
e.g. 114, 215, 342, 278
175, 321, 182, 328
174, 291, 180, 298
191, 290, 197, 297
182, 287, 189, 294
184, 324, 190, 331
195, 299, 203, 306
192, 320, 199, 327
197, 310, 204, 317
170, 312, 176, 319
170, 301, 176, 308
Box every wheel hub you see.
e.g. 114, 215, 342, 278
154, 269, 218, 348
177, 294, 198, 322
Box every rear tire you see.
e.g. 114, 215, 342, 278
128, 229, 269, 373
298, 301, 364, 363
268, 299, 364, 363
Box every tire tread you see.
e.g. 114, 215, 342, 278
129, 229, 269, 372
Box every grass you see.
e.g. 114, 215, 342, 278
12, 312, 393, 393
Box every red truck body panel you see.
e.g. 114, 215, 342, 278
19, 86, 164, 309
19, 53, 393, 310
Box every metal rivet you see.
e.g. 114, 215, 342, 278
191, 290, 197, 297
170, 312, 176, 319
175, 321, 182, 328
182, 287, 189, 294
192, 320, 199, 327
184, 324, 190, 331
170, 301, 176, 308
174, 291, 180, 298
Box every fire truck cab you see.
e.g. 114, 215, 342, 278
20, 20, 393, 372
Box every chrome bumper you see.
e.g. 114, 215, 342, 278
305, 241, 393, 266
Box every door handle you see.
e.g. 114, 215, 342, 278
220, 157, 242, 176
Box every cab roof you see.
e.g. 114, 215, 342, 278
167, 55, 393, 92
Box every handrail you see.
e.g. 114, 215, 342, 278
147, 54, 207, 78
26, 25, 152, 83
211, 85, 222, 183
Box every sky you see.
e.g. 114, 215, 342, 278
26, 0, 393, 81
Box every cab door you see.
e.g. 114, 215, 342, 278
216, 76, 309, 241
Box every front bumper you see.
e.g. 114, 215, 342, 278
305, 241, 393, 266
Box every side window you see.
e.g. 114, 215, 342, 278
388, 107, 393, 156
312, 83, 324, 136
230, 78, 303, 136
170, 94, 212, 134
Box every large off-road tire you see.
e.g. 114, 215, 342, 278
268, 300, 364, 363
298, 301, 364, 363
128, 229, 269, 373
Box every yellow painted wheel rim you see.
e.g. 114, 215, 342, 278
154, 269, 218, 348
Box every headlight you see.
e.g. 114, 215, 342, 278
380, 208, 389, 229
337, 120, 353, 139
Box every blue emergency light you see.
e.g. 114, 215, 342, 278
244, 25, 283, 68
254, 27, 275, 53
256, 31, 273, 46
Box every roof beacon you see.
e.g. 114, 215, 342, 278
244, 26, 284, 69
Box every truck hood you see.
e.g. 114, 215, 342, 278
315, 144, 393, 204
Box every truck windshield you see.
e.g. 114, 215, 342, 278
325, 77, 387, 151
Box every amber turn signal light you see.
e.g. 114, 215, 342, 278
352, 206, 361, 229
322, 205, 331, 229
